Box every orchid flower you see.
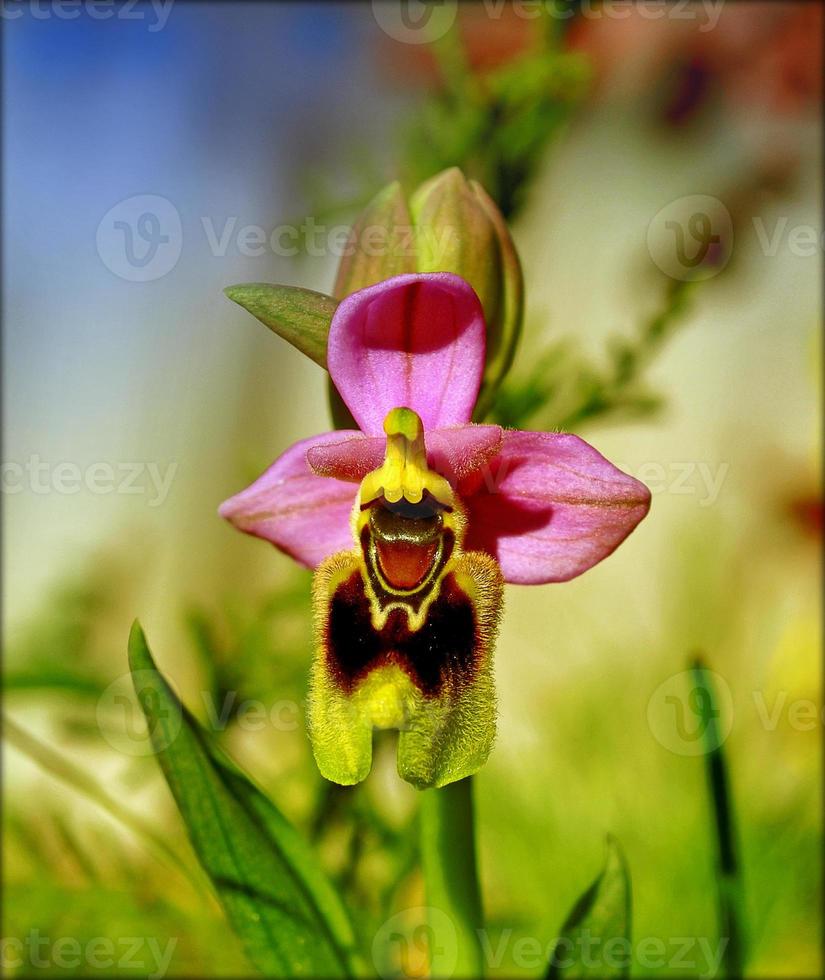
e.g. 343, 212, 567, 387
220, 271, 650, 789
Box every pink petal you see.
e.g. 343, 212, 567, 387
429, 425, 504, 486
219, 432, 360, 568
306, 433, 382, 483
327, 273, 486, 435
462, 431, 651, 585
307, 424, 504, 487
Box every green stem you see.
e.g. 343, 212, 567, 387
420, 777, 484, 978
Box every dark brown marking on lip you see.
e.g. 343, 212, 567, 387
325, 570, 478, 698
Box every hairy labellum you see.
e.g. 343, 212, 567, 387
308, 407, 503, 789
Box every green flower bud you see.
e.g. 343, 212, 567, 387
333, 181, 417, 300
334, 168, 524, 419
225, 168, 523, 424
463, 178, 524, 418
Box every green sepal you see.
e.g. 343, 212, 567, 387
410, 167, 524, 419
224, 282, 338, 369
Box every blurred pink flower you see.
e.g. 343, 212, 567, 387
376, 4, 538, 87
568, 1, 822, 122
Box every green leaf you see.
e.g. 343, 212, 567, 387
127, 621, 360, 978
224, 283, 338, 368
547, 836, 632, 979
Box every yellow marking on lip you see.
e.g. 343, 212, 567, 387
359, 406, 454, 509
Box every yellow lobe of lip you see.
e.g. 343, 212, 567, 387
359, 407, 454, 508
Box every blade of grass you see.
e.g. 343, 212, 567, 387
546, 835, 632, 978
3, 714, 196, 886
690, 656, 746, 977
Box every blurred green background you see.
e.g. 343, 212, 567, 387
3, 2, 821, 977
